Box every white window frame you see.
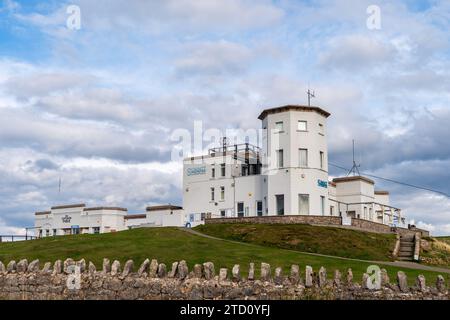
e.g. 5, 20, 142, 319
299, 148, 308, 167
298, 120, 307, 131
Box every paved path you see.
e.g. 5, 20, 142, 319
179, 227, 450, 274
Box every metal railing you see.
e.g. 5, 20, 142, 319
0, 235, 38, 242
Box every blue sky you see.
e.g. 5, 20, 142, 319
0, 0, 449, 235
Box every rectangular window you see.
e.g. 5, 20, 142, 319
220, 210, 226, 217
318, 123, 324, 134
298, 120, 307, 131
320, 151, 324, 169
277, 149, 284, 168
330, 206, 335, 216
201, 212, 206, 221
221, 163, 226, 177
53, 229, 57, 236
220, 186, 225, 200
299, 148, 308, 167
275, 121, 284, 132
46, 229, 50, 237
93, 227, 100, 234
369, 208, 373, 220
364, 207, 367, 219
256, 201, 263, 216
211, 166, 215, 178
211, 187, 215, 201
298, 194, 309, 215
237, 202, 244, 217
320, 196, 325, 216
276, 195, 284, 215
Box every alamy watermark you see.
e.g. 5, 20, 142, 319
66, 4, 81, 30
366, 5, 381, 30
66, 265, 81, 290
366, 265, 381, 289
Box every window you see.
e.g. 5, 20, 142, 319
298, 120, 307, 131
318, 123, 324, 134
299, 148, 308, 167
93, 227, 100, 234
369, 208, 373, 220
220, 186, 225, 200
221, 163, 226, 177
320, 151, 324, 169
237, 202, 244, 217
275, 121, 284, 132
276, 195, 284, 215
53, 229, 57, 236
320, 196, 325, 215
201, 212, 206, 221
298, 194, 309, 215
220, 210, 226, 217
364, 207, 367, 219
211, 166, 215, 178
46, 229, 50, 237
211, 187, 215, 201
330, 206, 335, 216
256, 201, 263, 216
277, 149, 284, 168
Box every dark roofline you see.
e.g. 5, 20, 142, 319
84, 207, 127, 212
35, 211, 51, 216
51, 204, 86, 210
258, 105, 331, 120
332, 176, 375, 185
124, 214, 147, 220
146, 205, 183, 212
375, 191, 390, 195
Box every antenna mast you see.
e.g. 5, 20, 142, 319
307, 88, 315, 107
347, 139, 361, 176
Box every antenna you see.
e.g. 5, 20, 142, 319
347, 139, 361, 176
307, 88, 315, 107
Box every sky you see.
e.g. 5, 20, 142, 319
0, 0, 449, 235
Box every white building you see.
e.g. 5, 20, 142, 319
34, 104, 407, 236
34, 204, 186, 237
183, 105, 406, 228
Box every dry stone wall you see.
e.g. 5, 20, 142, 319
0, 258, 448, 300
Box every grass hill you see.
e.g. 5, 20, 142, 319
194, 223, 396, 261
0, 227, 447, 284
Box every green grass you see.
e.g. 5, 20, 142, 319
0, 227, 447, 285
435, 236, 450, 245
194, 223, 396, 261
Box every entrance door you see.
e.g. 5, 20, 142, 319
237, 202, 244, 217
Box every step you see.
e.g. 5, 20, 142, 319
400, 243, 414, 247
397, 257, 413, 261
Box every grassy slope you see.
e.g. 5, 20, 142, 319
435, 236, 450, 245
0, 227, 447, 284
195, 223, 396, 261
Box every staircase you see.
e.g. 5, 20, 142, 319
397, 234, 415, 261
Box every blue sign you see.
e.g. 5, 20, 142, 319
317, 179, 328, 188
187, 166, 206, 176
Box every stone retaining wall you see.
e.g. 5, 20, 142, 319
205, 215, 342, 226
351, 219, 430, 237
0, 258, 448, 300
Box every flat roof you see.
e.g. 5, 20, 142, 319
258, 105, 331, 120
146, 205, 183, 212
124, 214, 147, 220
332, 176, 375, 185
35, 211, 51, 216
84, 207, 128, 212
51, 203, 86, 210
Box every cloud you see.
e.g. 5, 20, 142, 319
319, 34, 396, 71
174, 40, 253, 77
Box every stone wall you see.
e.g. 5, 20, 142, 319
351, 219, 430, 237
205, 215, 342, 226
0, 258, 448, 300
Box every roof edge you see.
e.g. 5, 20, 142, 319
258, 105, 331, 120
